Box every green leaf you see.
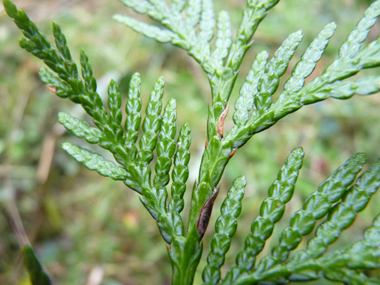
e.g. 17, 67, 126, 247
172, 0, 186, 12
169, 123, 191, 213
39, 67, 74, 99
254, 30, 303, 111
62, 142, 128, 180
284, 22, 336, 95
226, 0, 280, 71
202, 176, 246, 285
23, 245, 52, 285
52, 21, 73, 62
186, 0, 202, 28
301, 76, 380, 104
199, 0, 215, 43
222, 147, 304, 284
309, 158, 380, 257
138, 76, 165, 164
119, 0, 152, 15
255, 153, 367, 275
212, 11, 232, 65
154, 98, 177, 188
4, 0, 53, 61
107, 79, 124, 145
58, 112, 102, 144
233, 50, 268, 126
113, 15, 178, 43
124, 72, 142, 159
339, 1, 380, 58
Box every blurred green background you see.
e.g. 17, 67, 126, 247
1, 0, 380, 284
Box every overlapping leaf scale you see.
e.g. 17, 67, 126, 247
171, 0, 186, 12
322, 268, 378, 285
62, 142, 129, 180
107, 80, 124, 146
226, 27, 380, 149
186, 0, 202, 28
78, 50, 133, 166
157, 110, 187, 239
168, 123, 191, 213
254, 153, 368, 276
4, 3, 137, 167
254, 31, 302, 111
5, 0, 185, 249
39, 68, 74, 99
226, 0, 280, 71
42, 23, 82, 103
339, 0, 380, 59
58, 112, 102, 144
234, 156, 378, 285
198, 0, 215, 43
221, 147, 304, 285
3, 1, 73, 89
283, 22, 336, 95
233, 50, 268, 126
302, 158, 380, 261
147, 0, 169, 16
78, 49, 108, 128
211, 11, 231, 65
154, 99, 177, 188
202, 176, 246, 285
301, 76, 380, 104
138, 77, 165, 164
300, 35, 380, 105
288, 212, 380, 284
119, 0, 163, 21
124, 73, 142, 160
113, 15, 178, 43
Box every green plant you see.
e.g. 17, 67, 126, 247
3, 0, 380, 284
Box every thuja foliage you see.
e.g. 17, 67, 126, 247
4, 0, 380, 284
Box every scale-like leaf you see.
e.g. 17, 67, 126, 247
300, 76, 380, 104
202, 176, 246, 285
211, 11, 231, 63
254, 153, 368, 275
198, 0, 215, 42
172, 0, 186, 12
222, 147, 304, 284
226, 0, 280, 71
168, 123, 191, 213
284, 22, 336, 95
186, 0, 202, 27
62, 142, 129, 180
113, 15, 178, 43
339, 1, 380, 58
254, 30, 303, 111
154, 99, 177, 188
303, 158, 380, 260
58, 112, 102, 144
139, 76, 165, 164
233, 50, 268, 126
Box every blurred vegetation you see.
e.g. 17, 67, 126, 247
1, 0, 380, 284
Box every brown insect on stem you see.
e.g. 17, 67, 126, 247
46, 85, 57, 93
229, 148, 237, 158
197, 186, 220, 240
217, 102, 229, 138
205, 140, 208, 148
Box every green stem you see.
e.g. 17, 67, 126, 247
170, 71, 239, 284
169, 233, 203, 285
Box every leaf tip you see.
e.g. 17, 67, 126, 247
3, 0, 18, 18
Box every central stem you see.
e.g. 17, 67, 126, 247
169, 70, 239, 284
